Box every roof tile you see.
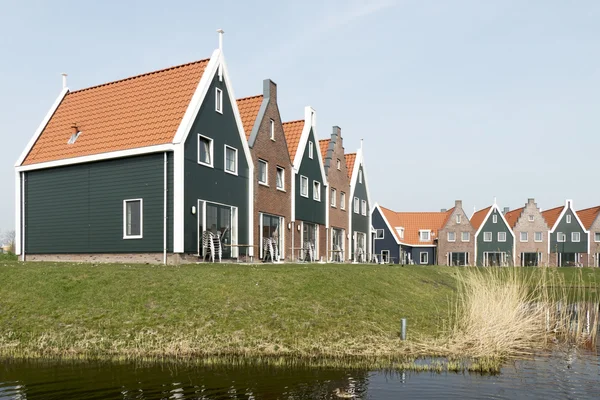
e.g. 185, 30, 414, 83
576, 206, 600, 230
345, 153, 356, 178
319, 139, 330, 160
380, 206, 452, 246
236, 95, 263, 140
541, 206, 564, 229
504, 207, 524, 228
282, 120, 304, 159
470, 206, 492, 230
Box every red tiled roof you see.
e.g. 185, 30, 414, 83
470, 206, 492, 230
236, 95, 263, 140
542, 206, 564, 229
319, 139, 330, 160
577, 206, 600, 230
345, 153, 356, 178
440, 207, 456, 228
380, 206, 452, 246
282, 120, 304, 159
504, 207, 524, 228
23, 59, 210, 165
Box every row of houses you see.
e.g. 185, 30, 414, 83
14, 32, 372, 264
373, 199, 600, 267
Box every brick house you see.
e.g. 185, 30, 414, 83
437, 200, 475, 266
237, 79, 293, 261
319, 127, 350, 261
576, 205, 600, 267
542, 200, 588, 267
503, 198, 550, 266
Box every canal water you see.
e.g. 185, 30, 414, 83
1, 345, 598, 400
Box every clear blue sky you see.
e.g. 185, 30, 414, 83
2, 0, 600, 235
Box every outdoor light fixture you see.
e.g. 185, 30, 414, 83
191, 206, 196, 215
297, 224, 301, 231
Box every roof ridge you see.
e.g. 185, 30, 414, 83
70, 58, 210, 94
237, 94, 263, 101
282, 119, 304, 125
576, 205, 600, 212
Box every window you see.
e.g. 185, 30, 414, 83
381, 250, 390, 263
493, 215, 498, 223
270, 119, 275, 140
484, 232, 492, 242
520, 232, 528, 242
461, 232, 470, 242
123, 199, 143, 239
361, 200, 367, 216
308, 141, 314, 159
528, 215, 534, 222
395, 227, 405, 239
448, 232, 456, 242
354, 197, 360, 214
313, 181, 321, 201
566, 215, 572, 224
420, 252, 429, 264
337, 159, 341, 170
340, 192, 346, 210
224, 145, 237, 175
535, 232, 543, 242
215, 88, 223, 113
197, 135, 213, 167
258, 160, 268, 185
557, 232, 566, 242
276, 167, 285, 190
572, 232, 580, 242
595, 232, 600, 242
498, 232, 507, 242
359, 170, 363, 183
375, 229, 384, 239
419, 230, 430, 241
331, 188, 337, 207
300, 176, 309, 197
456, 214, 461, 224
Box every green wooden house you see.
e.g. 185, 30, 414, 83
543, 200, 589, 266
471, 203, 515, 266
346, 145, 372, 262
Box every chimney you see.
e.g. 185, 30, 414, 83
62, 73, 68, 89
263, 79, 277, 102
503, 207, 510, 214
217, 28, 224, 50
440, 208, 447, 212
455, 200, 462, 208
527, 198, 535, 204
332, 126, 341, 140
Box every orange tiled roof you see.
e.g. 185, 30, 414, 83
380, 206, 452, 246
440, 207, 456, 228
470, 206, 492, 230
236, 95, 263, 140
319, 139, 330, 160
504, 207, 524, 228
22, 59, 210, 165
282, 120, 304, 159
542, 206, 564, 229
345, 153, 356, 178
576, 206, 600, 230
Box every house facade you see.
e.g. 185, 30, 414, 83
504, 198, 550, 266
437, 200, 475, 266
346, 146, 372, 262
283, 108, 327, 262
319, 127, 350, 262
237, 79, 293, 261
578, 206, 600, 267
471, 204, 515, 266
15, 39, 254, 264
543, 200, 588, 267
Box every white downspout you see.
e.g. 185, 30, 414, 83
163, 152, 167, 264
21, 172, 25, 261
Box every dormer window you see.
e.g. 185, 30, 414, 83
67, 131, 81, 144
215, 88, 223, 114
395, 227, 404, 239
419, 230, 430, 241
308, 141, 314, 159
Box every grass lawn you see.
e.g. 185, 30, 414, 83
0, 259, 599, 365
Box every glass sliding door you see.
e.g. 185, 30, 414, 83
198, 200, 237, 259
261, 213, 283, 260
355, 232, 366, 262
331, 228, 344, 262
302, 222, 317, 261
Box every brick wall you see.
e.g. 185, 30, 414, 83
437, 200, 475, 265
512, 199, 552, 266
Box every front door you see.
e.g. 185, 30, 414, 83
198, 200, 235, 259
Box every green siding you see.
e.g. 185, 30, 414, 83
351, 164, 370, 247
549, 208, 587, 253
25, 153, 173, 254
294, 129, 326, 225
476, 208, 514, 265
183, 71, 250, 253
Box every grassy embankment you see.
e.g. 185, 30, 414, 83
0, 257, 598, 372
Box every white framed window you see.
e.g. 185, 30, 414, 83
359, 170, 363, 183
308, 141, 314, 159
572, 232, 581, 242
420, 252, 428, 264
270, 119, 275, 140
396, 227, 405, 239
595, 232, 600, 242
337, 159, 341, 170
566, 215, 572, 224
375, 229, 384, 239
331, 188, 337, 207
224, 145, 238, 175
456, 214, 461, 224
498, 232, 507, 242
354, 197, 360, 214
461, 231, 470, 242
123, 199, 143, 239
313, 181, 321, 201
493, 215, 498, 223
484, 232, 492, 242
258, 159, 268, 185
520, 232, 528, 242
528, 215, 534, 222
381, 250, 390, 263
361, 200, 367, 216
340, 192, 346, 210
197, 134, 214, 167
215, 88, 223, 114
557, 232, 566, 242
535, 232, 543, 242
300, 175, 309, 197
448, 232, 456, 242
276, 167, 285, 191
419, 230, 430, 241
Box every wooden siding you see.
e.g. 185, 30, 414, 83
294, 129, 326, 225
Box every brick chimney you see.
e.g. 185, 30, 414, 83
263, 79, 277, 102
455, 200, 462, 209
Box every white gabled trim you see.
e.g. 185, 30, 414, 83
473, 203, 516, 265
15, 87, 69, 167
292, 107, 328, 186
173, 146, 184, 252
291, 168, 296, 222
14, 172, 22, 257
373, 203, 400, 245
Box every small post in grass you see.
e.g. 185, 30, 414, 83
400, 318, 407, 340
